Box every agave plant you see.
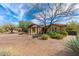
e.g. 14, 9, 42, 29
66, 37, 79, 55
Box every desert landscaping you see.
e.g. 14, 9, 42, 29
0, 33, 76, 56
0, 3, 79, 56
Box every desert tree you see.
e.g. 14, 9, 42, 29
19, 21, 32, 32
66, 21, 79, 35
3, 23, 15, 33
31, 3, 79, 33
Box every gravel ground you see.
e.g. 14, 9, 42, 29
0, 33, 76, 56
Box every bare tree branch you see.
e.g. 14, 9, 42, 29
31, 3, 79, 33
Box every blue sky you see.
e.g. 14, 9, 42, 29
0, 3, 33, 25
0, 3, 79, 25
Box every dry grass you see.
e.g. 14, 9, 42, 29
0, 47, 20, 56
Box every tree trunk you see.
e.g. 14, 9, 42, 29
42, 25, 52, 34
10, 30, 13, 33
42, 27, 48, 34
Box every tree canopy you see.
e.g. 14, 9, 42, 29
19, 21, 32, 32
31, 3, 79, 33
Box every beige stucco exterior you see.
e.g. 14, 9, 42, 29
28, 24, 66, 34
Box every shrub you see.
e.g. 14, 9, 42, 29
48, 31, 64, 39
66, 37, 79, 55
56, 34, 64, 39
0, 48, 19, 56
0, 49, 16, 56
22, 29, 28, 33
60, 31, 68, 36
40, 34, 49, 40
0, 27, 4, 33
0, 50, 12, 56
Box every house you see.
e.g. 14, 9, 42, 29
48, 24, 66, 32
28, 24, 42, 34
27, 23, 67, 34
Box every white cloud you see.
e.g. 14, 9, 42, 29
31, 19, 41, 25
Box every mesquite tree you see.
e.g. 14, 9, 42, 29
3, 24, 15, 33
31, 3, 79, 33
19, 21, 32, 32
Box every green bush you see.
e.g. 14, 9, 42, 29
0, 28, 4, 33
22, 28, 28, 33
60, 31, 68, 36
40, 34, 49, 40
48, 31, 64, 39
66, 37, 79, 55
